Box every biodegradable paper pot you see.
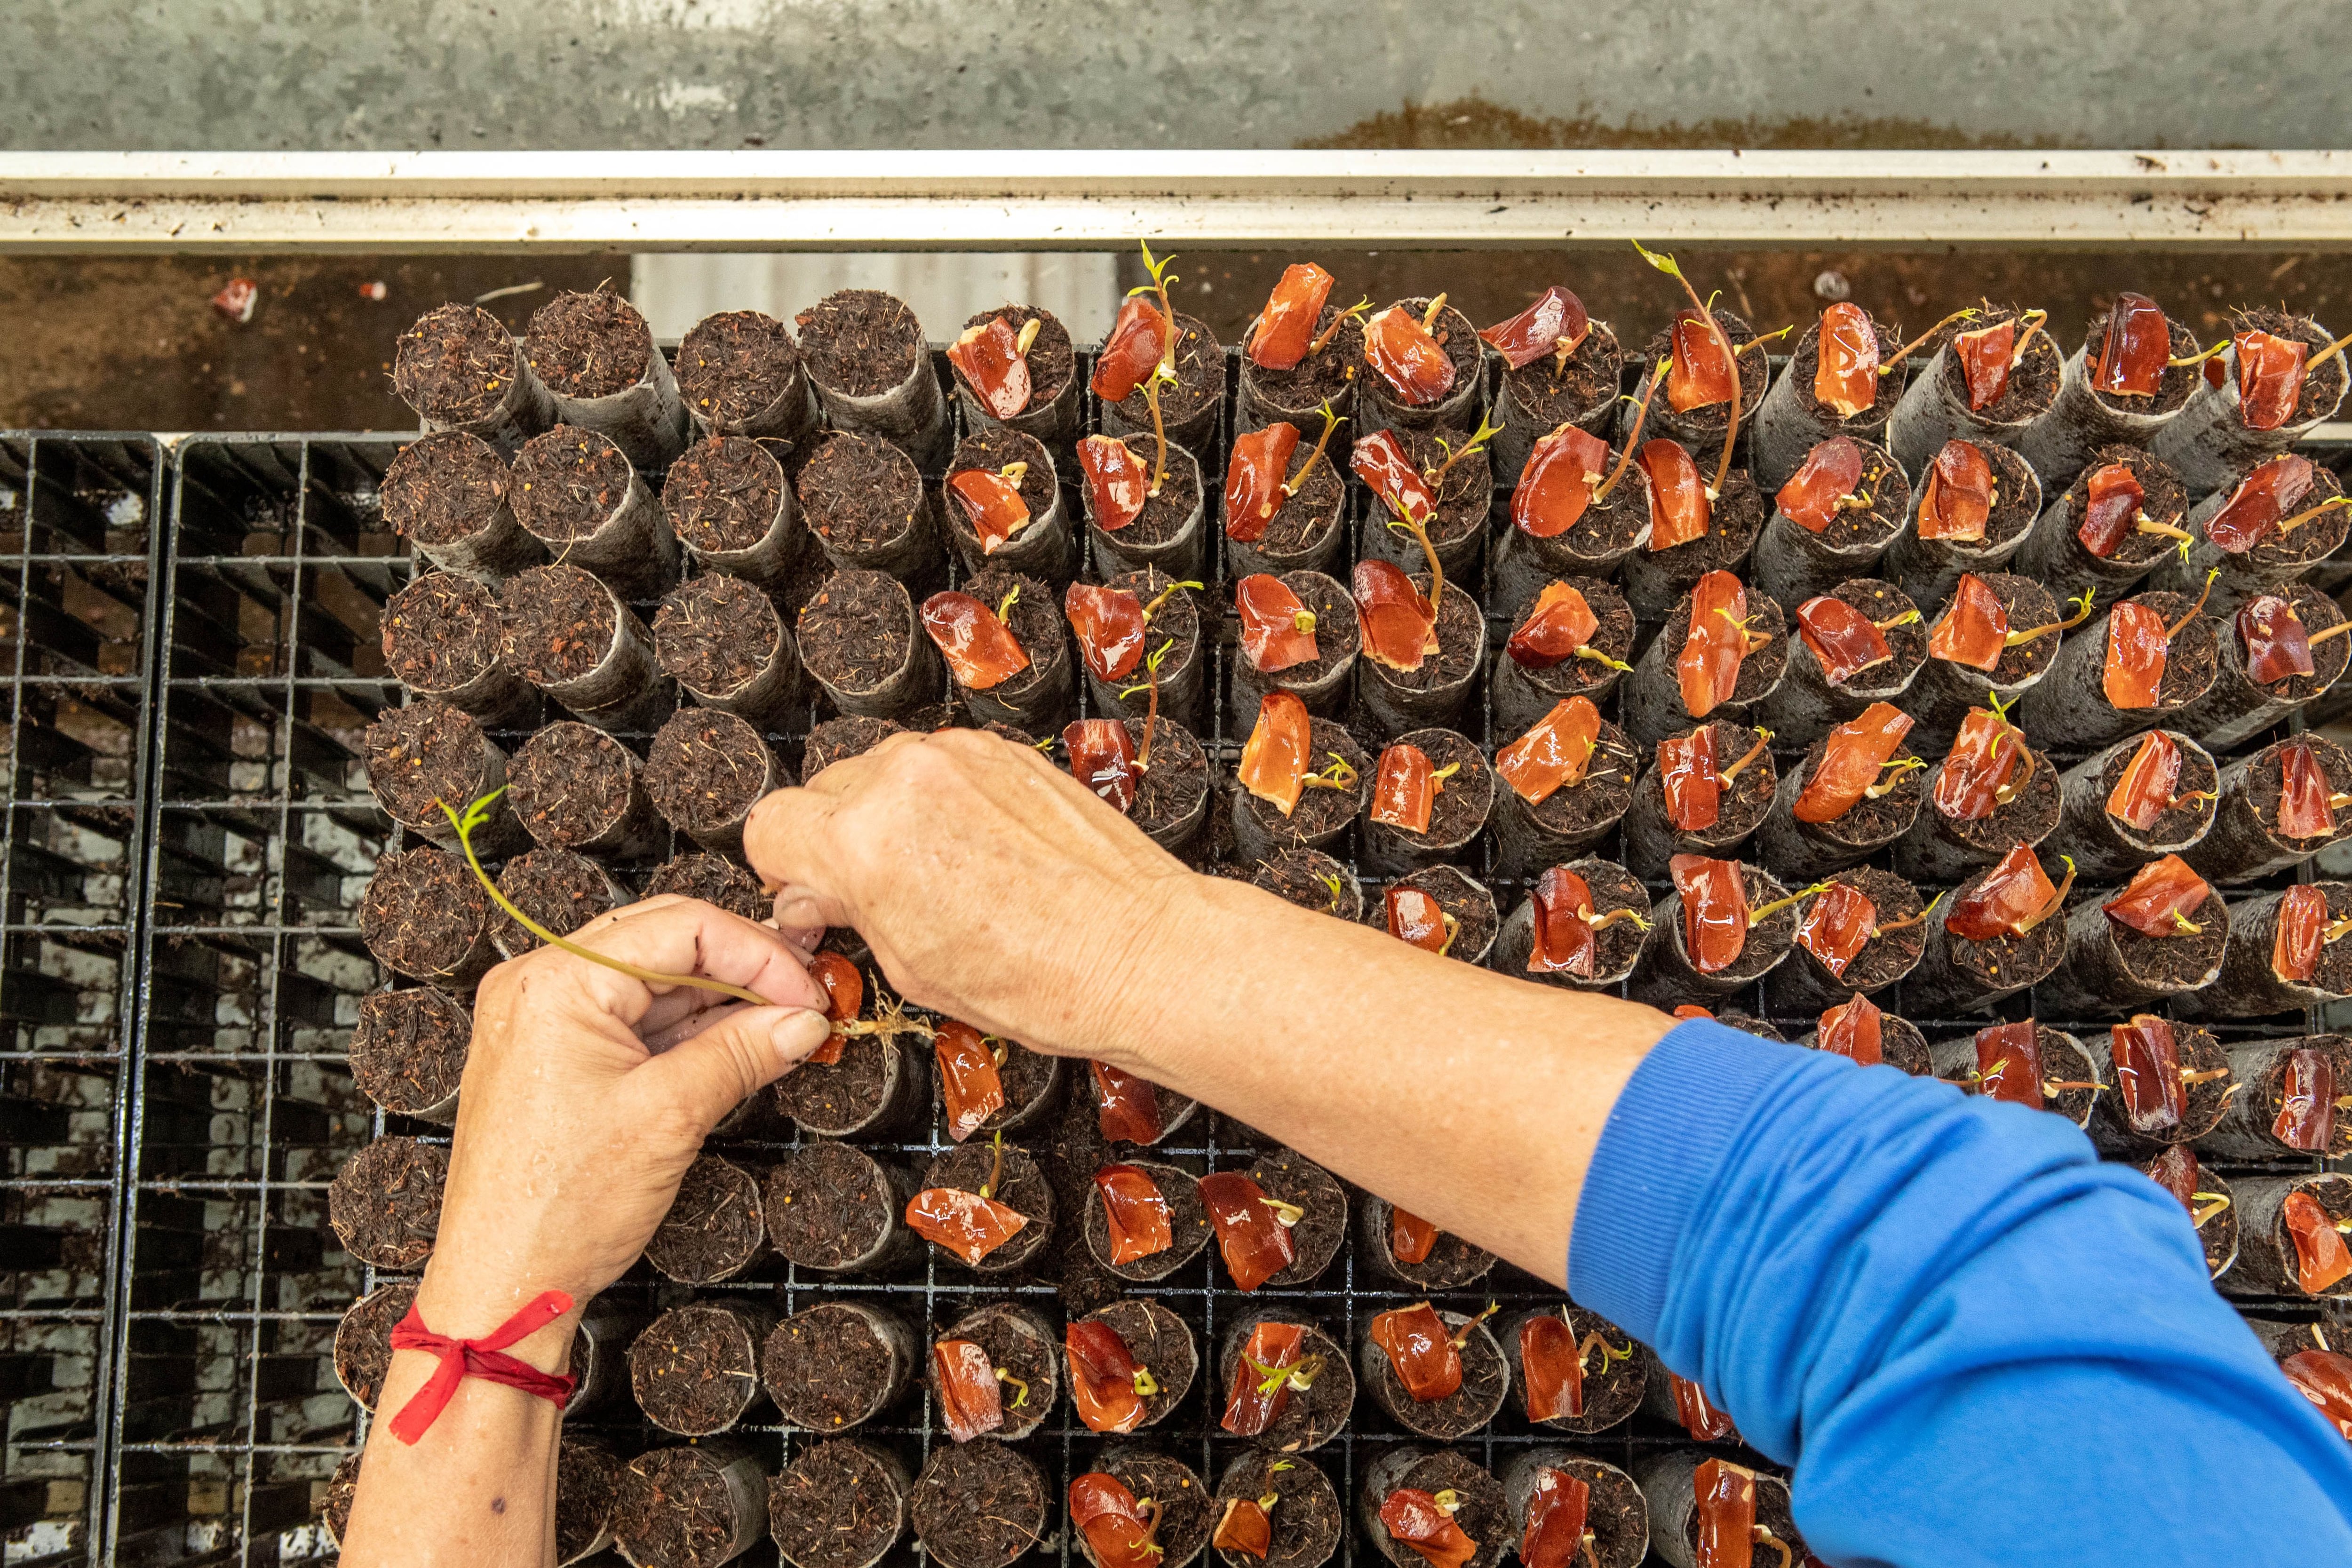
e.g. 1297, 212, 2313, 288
2182, 734, 2352, 885
1632, 1451, 1803, 1568
499, 565, 677, 733
381, 430, 546, 582
628, 1301, 776, 1436
1754, 736, 1926, 882
1906, 572, 2063, 752
488, 850, 630, 962
2198, 1036, 2352, 1161
1491, 575, 1638, 732
773, 1025, 928, 1141
941, 429, 1079, 583
1230, 570, 1360, 719
347, 986, 470, 1124
2149, 313, 2350, 492
1629, 864, 1796, 1006
2016, 314, 2205, 493
1898, 878, 2066, 1015
797, 430, 948, 585
661, 437, 811, 591
1080, 1158, 1214, 1283
763, 1143, 921, 1275
1368, 865, 1499, 968
361, 700, 523, 853
509, 426, 683, 602
1489, 321, 1625, 480
1358, 729, 1494, 876
768, 1440, 912, 1568
1925, 1026, 2105, 1131
1621, 592, 1789, 750
554, 1440, 624, 1565
1752, 579, 1926, 749
331, 1281, 414, 1411
524, 289, 692, 470
1100, 310, 1226, 456
2011, 445, 2192, 609
1079, 569, 1206, 732
928, 1301, 1060, 1441
1237, 303, 1364, 434
1086, 437, 1208, 583
1228, 716, 1371, 869
1121, 716, 1213, 857
509, 720, 666, 860
1749, 311, 1905, 488
798, 568, 948, 721
1490, 720, 1638, 878
2177, 887, 2352, 1020
382, 571, 541, 728
1492, 859, 1653, 993
947, 567, 1076, 732
2166, 581, 2350, 749
911, 1441, 1048, 1568
1357, 1447, 1507, 1568
797, 288, 952, 468
1356, 1308, 1508, 1440
613, 1441, 770, 1568
915, 1140, 1055, 1275
392, 302, 556, 452
1359, 297, 1484, 433
1216, 1310, 1355, 1453
950, 303, 1083, 448
1750, 442, 1912, 613
1077, 1452, 1211, 1568
2153, 462, 2350, 618
1212, 1452, 1343, 1568
1080, 1300, 1199, 1430
1355, 1192, 1497, 1290
1223, 450, 1349, 581
1616, 471, 1770, 623
642, 1153, 770, 1285
651, 575, 805, 732
2045, 731, 2219, 883
1892, 750, 2061, 883
1354, 425, 1491, 587
1503, 1304, 1649, 1435
1357, 580, 1486, 739
675, 307, 821, 445
1620, 719, 1776, 881
2017, 589, 2221, 748
1619, 306, 1773, 453
358, 847, 496, 989
1885, 326, 2065, 477
1797, 1011, 1936, 1078
1488, 470, 1652, 612
2222, 1173, 2352, 1300
1882, 442, 2044, 608
2084, 1021, 2235, 1154
1500, 1450, 1650, 1568
1762, 867, 1929, 1014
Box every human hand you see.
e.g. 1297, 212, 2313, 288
742, 728, 1194, 1063
412, 895, 831, 1347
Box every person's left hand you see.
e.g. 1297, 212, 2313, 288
412, 895, 832, 1345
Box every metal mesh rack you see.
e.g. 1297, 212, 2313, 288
16, 333, 2351, 1565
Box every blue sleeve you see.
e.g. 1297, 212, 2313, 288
1569, 1018, 2352, 1568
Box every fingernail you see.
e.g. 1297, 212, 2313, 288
772, 1009, 832, 1065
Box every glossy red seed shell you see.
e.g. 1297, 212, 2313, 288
1520, 1313, 1584, 1421
1776, 436, 1865, 532
1369, 1302, 1463, 1403
1224, 423, 1301, 544
1507, 581, 1602, 669
1355, 559, 1438, 673
2237, 329, 2311, 431
2148, 1144, 2201, 1212
1216, 1501, 1274, 1560
933, 1337, 1006, 1443
1065, 719, 1139, 814
1371, 744, 1437, 834
1974, 1019, 2045, 1108
1916, 439, 1994, 541
1817, 993, 1884, 1067
1200, 1173, 1296, 1292
1481, 286, 1592, 369
947, 470, 1033, 557
2075, 462, 2148, 559
1795, 595, 1893, 686
2103, 853, 2212, 938
1064, 581, 1148, 682
1927, 573, 2010, 671
1238, 690, 1314, 817
1521, 1467, 1593, 1568
1391, 1208, 1439, 1265
1066, 1319, 1147, 1434
1944, 845, 2058, 943
935, 1020, 1006, 1143
2106, 731, 2183, 831
1671, 854, 1750, 975
1667, 310, 1738, 412
906, 1186, 1028, 1266
2206, 454, 2316, 553
2275, 1047, 2337, 1151
1794, 701, 1913, 824
1235, 575, 1319, 674
2111, 1016, 2186, 1134
1249, 263, 1337, 371
1529, 866, 1600, 979
2282, 1349, 2352, 1440
1659, 726, 1722, 833
1677, 571, 1750, 719
1511, 425, 1609, 540
1497, 697, 1603, 806
1795, 881, 1875, 979
2279, 742, 2336, 840
1641, 439, 1712, 551
2091, 292, 2169, 398
1695, 1459, 1757, 1568
1220, 1320, 1306, 1435
1364, 306, 1457, 406
1093, 295, 1171, 403
2285, 1190, 2352, 1294
1093, 1061, 1163, 1146
1093, 1162, 1173, 1263
2241, 595, 2317, 685
921, 590, 1032, 691
949, 317, 1033, 421
1387, 887, 1450, 953
1352, 429, 1441, 528
806, 951, 861, 1065
1381, 1490, 1480, 1568
1076, 435, 1150, 533
1815, 303, 1881, 417
2102, 601, 2171, 710
1954, 320, 2016, 411
1674, 1374, 1737, 1441
2273, 884, 2329, 984
1072, 1472, 1162, 1568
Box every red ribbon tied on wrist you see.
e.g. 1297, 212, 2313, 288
385, 1290, 578, 1444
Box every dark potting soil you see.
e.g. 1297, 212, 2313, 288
1219, 1316, 1353, 1450
359, 847, 487, 979
1103, 1455, 1211, 1568
769, 1441, 905, 1568
2104, 888, 2229, 990
2270, 1177, 2352, 1296
662, 438, 786, 555
2233, 464, 2346, 572
936, 1303, 1057, 1437
1642, 470, 1767, 584
803, 715, 909, 782
960, 304, 1077, 413
2236, 307, 2351, 425
1933, 751, 2060, 854
2254, 1039, 2352, 1157
1127, 716, 1211, 838
1084, 1159, 1213, 1279
1112, 311, 1225, 433
328, 1137, 447, 1269
1386, 1452, 1505, 1568
509, 722, 639, 848
1950, 573, 2062, 686
1101, 434, 1203, 546
1113, 566, 1203, 672
1503, 320, 1624, 437
333, 1282, 414, 1409
2181, 1170, 2240, 1278
1382, 866, 1499, 962
1655, 588, 1790, 708
922, 1141, 1052, 1269
2116, 590, 2220, 708
1367, 582, 1481, 697
2059, 446, 2190, 572
1562, 862, 1652, 981
613, 1447, 757, 1568
1385, 423, 1494, 549
801, 570, 916, 695
348, 987, 470, 1114
556, 1442, 624, 1566
912, 1440, 1047, 1568
1716, 1013, 1789, 1041
1086, 1298, 1198, 1423
1246, 449, 1346, 556
322, 1452, 361, 1545
1216, 1453, 1342, 1568
797, 290, 928, 399
1870, 1014, 1937, 1078
766, 1143, 896, 1267
1643, 720, 1774, 842
800, 433, 928, 555
499, 565, 619, 685
646, 710, 775, 834
1973, 443, 2042, 547
1247, 1148, 1347, 1287
383, 573, 503, 691
974, 1039, 1062, 1137
1515, 577, 1637, 700
676, 309, 803, 428
526, 289, 653, 399
491, 849, 619, 955
1364, 1313, 1507, 1438
763, 1306, 901, 1430
2162, 1025, 2236, 1138
1250, 302, 1365, 412
1250, 847, 1363, 920
1787, 442, 1910, 549
363, 701, 489, 827
1527, 720, 1639, 840
777, 1032, 894, 1136
2250, 581, 2352, 701
2080, 311, 2202, 417
1255, 572, 1362, 686
1553, 468, 1650, 559
382, 431, 509, 547
644, 853, 769, 921
393, 303, 519, 424
1822, 866, 1927, 988
1240, 718, 1370, 844
1813, 578, 1926, 695
1681, 1473, 1798, 1567
1681, 864, 1800, 985
643, 1154, 765, 1283
1379, 729, 1492, 847
1367, 1194, 1494, 1290
1549, 1459, 1645, 1568
511, 427, 636, 543
1941, 883, 2067, 999
1788, 311, 1904, 425
1796, 738, 1924, 847
951, 429, 1058, 525
1933, 305, 2064, 425
2242, 735, 2352, 852
961, 566, 1067, 706
1635, 308, 1769, 437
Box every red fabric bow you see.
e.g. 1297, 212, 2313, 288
386, 1290, 578, 1443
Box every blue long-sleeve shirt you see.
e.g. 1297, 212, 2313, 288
1568, 1019, 2352, 1566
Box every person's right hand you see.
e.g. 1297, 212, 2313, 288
742, 728, 1195, 1059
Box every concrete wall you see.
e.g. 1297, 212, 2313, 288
0, 0, 2342, 153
